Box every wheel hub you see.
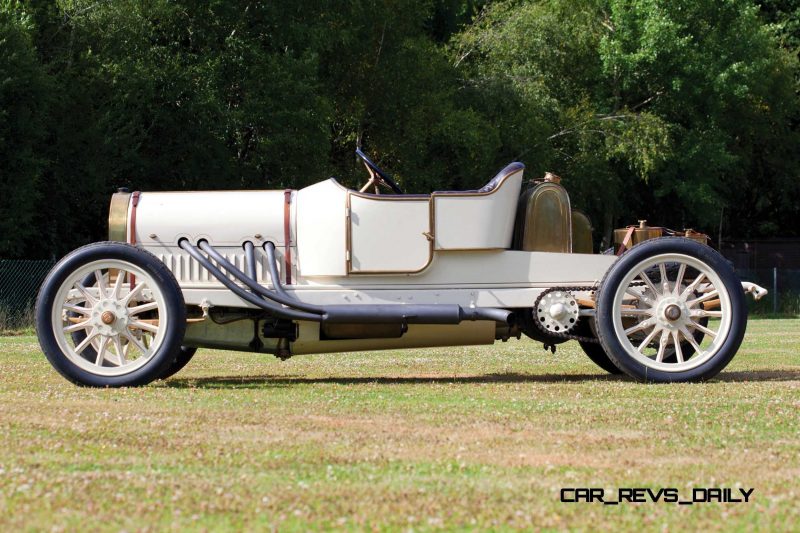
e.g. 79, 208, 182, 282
91, 299, 129, 336
653, 297, 689, 331
664, 304, 682, 321
536, 291, 579, 334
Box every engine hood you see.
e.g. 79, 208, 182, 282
109, 190, 291, 247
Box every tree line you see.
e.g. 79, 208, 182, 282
1, 0, 798, 259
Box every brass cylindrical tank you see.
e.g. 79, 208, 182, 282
513, 180, 572, 253
571, 210, 593, 254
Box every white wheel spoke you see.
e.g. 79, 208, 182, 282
619, 308, 652, 317
687, 289, 719, 308
637, 327, 660, 353
681, 273, 706, 299
655, 330, 670, 362
658, 263, 669, 293
129, 301, 159, 316
679, 325, 704, 354
624, 318, 654, 336
74, 330, 100, 354
64, 303, 92, 316
112, 270, 125, 299
692, 309, 722, 318
122, 331, 148, 355
94, 270, 107, 298
638, 271, 659, 296
95, 337, 110, 366
673, 264, 687, 295
671, 331, 684, 363
63, 320, 91, 334
124, 282, 146, 304
130, 320, 159, 334
75, 283, 97, 306
113, 336, 127, 366
689, 319, 717, 338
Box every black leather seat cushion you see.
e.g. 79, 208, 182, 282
434, 162, 524, 194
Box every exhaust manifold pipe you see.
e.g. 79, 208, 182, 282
179, 239, 512, 326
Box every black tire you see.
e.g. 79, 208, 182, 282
572, 319, 622, 374
578, 341, 623, 375
595, 237, 747, 383
35, 242, 186, 387
159, 346, 198, 380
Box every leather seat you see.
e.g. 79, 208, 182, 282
435, 162, 525, 194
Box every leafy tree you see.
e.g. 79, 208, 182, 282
0, 2, 49, 256
0, 0, 796, 257
453, 0, 799, 245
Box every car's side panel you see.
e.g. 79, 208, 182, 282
296, 179, 347, 277
432, 170, 523, 250
173, 249, 615, 308
348, 193, 431, 273
297, 250, 615, 288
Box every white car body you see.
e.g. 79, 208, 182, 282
122, 164, 613, 354
37, 150, 766, 386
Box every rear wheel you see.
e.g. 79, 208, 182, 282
595, 237, 746, 382
572, 319, 621, 375
159, 346, 198, 380
36, 242, 186, 387
578, 340, 622, 374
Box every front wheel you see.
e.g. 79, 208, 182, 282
36, 242, 186, 387
595, 237, 747, 383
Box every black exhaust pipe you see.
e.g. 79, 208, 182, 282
181, 239, 512, 326
179, 239, 322, 322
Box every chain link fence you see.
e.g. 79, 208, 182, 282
0, 260, 796, 331
0, 260, 55, 330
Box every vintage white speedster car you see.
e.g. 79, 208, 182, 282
35, 149, 767, 386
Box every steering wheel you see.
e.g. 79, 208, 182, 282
356, 148, 404, 194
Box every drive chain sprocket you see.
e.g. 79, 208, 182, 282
531, 282, 647, 345
532, 286, 601, 344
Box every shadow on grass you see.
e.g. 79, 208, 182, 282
164, 369, 800, 389
165, 372, 629, 389
714, 370, 800, 382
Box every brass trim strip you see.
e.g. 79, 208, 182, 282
284, 189, 293, 284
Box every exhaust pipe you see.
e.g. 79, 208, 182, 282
181, 239, 512, 326
179, 239, 322, 322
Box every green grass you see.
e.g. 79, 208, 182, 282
1, 319, 798, 531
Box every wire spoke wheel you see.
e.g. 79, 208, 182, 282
36, 242, 186, 387
54, 260, 168, 377
611, 254, 730, 372
595, 238, 746, 382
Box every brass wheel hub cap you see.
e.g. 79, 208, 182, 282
101, 311, 116, 325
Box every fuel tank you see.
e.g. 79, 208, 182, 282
512, 176, 573, 253
108, 190, 290, 247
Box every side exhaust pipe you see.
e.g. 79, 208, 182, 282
180, 239, 512, 326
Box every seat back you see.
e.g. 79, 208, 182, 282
432, 163, 524, 250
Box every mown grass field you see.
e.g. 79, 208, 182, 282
0, 319, 798, 531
